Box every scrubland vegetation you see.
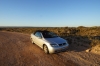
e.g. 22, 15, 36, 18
0, 26, 100, 53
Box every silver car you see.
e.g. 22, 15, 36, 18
30, 30, 69, 54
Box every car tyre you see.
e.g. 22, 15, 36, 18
43, 45, 49, 54
31, 38, 34, 44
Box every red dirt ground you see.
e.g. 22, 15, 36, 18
0, 31, 100, 66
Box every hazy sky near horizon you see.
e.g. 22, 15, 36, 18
0, 0, 100, 27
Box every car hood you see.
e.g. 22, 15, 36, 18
44, 37, 66, 44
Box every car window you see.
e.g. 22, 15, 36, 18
34, 32, 42, 38
42, 31, 58, 38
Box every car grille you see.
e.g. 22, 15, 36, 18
59, 43, 66, 46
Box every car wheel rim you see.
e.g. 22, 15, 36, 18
31, 39, 34, 44
44, 46, 48, 53
32, 40, 33, 43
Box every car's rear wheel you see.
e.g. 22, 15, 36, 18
31, 38, 34, 44
43, 45, 49, 54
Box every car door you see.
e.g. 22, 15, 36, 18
34, 32, 44, 48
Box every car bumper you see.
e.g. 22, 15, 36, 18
48, 44, 69, 54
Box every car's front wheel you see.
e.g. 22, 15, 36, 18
43, 45, 49, 54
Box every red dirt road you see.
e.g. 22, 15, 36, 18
0, 31, 100, 66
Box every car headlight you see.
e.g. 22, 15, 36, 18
51, 44, 58, 47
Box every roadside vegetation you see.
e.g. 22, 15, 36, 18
0, 26, 100, 53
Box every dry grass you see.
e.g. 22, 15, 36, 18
0, 27, 100, 48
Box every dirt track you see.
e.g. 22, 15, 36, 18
0, 31, 100, 66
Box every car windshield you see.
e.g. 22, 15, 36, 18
42, 31, 58, 38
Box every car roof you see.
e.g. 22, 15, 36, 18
34, 30, 50, 34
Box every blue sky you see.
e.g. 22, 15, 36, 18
0, 0, 100, 27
